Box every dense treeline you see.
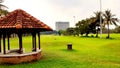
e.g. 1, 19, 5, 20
59, 9, 119, 38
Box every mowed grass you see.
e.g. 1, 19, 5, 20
1, 34, 120, 68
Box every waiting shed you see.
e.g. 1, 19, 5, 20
0, 9, 52, 64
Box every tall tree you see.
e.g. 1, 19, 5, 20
74, 27, 80, 36
88, 17, 96, 33
76, 19, 90, 36
66, 28, 75, 36
94, 11, 103, 37
103, 9, 119, 38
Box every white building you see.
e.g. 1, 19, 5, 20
56, 21, 69, 31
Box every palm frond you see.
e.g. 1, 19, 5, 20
0, 4, 8, 9
112, 21, 118, 26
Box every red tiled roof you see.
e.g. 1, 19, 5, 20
0, 9, 52, 31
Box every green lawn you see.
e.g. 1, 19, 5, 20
1, 34, 120, 68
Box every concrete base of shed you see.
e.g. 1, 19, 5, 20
0, 49, 42, 64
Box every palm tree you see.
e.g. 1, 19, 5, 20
94, 11, 103, 37
103, 9, 119, 38
0, 0, 8, 16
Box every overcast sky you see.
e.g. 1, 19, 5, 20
3, 0, 120, 30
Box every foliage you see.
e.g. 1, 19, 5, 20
75, 11, 104, 37
0, 9, 8, 15
93, 11, 104, 37
58, 30, 63, 36
74, 27, 80, 36
103, 9, 119, 38
0, 0, 8, 16
65, 27, 75, 35
74, 9, 119, 38
58, 30, 68, 36
76, 19, 90, 36
114, 26, 120, 33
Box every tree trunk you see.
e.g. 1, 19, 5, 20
86, 33, 88, 37
107, 22, 110, 38
96, 30, 98, 37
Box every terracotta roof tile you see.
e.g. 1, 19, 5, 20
0, 9, 52, 31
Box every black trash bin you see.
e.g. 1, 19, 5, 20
67, 43, 72, 50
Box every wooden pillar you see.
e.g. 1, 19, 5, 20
3, 34, 6, 54
38, 32, 40, 49
34, 33, 36, 51
32, 34, 34, 49
32, 33, 36, 51
18, 33, 23, 54
0, 34, 1, 53
7, 34, 10, 50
